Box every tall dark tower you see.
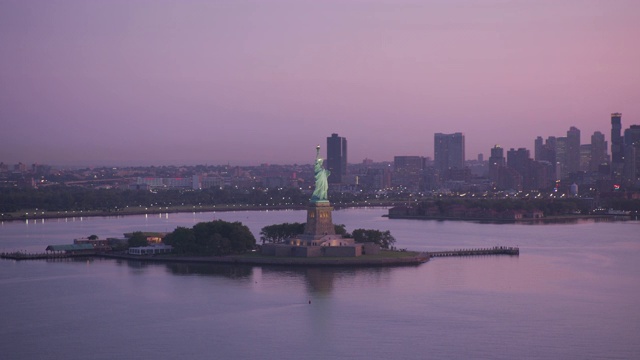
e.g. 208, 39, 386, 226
327, 133, 347, 184
624, 125, 640, 182
488, 145, 505, 182
611, 113, 623, 164
534, 136, 544, 161
566, 126, 581, 174
507, 147, 531, 176
434, 132, 465, 179
589, 131, 607, 172
489, 145, 505, 166
611, 113, 623, 179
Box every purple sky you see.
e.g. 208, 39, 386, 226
1, 0, 639, 166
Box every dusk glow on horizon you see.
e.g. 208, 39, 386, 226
1, 0, 639, 166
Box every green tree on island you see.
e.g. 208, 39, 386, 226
164, 220, 256, 256
259, 223, 305, 244
333, 224, 350, 237
127, 231, 149, 248
259, 223, 350, 244
352, 229, 396, 249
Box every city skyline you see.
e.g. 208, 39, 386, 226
1, 1, 639, 166
0, 120, 622, 169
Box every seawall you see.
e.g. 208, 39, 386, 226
99, 252, 430, 267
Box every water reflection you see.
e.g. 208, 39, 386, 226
113, 259, 255, 279
261, 266, 394, 295
470, 216, 631, 225
165, 262, 253, 279
111, 257, 396, 296
522, 217, 631, 225
41, 256, 96, 265
120, 259, 148, 270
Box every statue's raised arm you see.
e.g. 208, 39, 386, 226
311, 145, 330, 203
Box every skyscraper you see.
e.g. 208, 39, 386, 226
623, 125, 640, 146
506, 147, 552, 190
611, 113, 623, 164
555, 137, 568, 179
534, 136, 544, 161
611, 113, 624, 179
489, 145, 505, 166
623, 125, 640, 182
393, 156, 425, 190
488, 145, 523, 190
488, 145, 505, 182
326, 133, 347, 184
394, 156, 424, 171
534, 136, 557, 171
507, 148, 531, 177
434, 132, 465, 179
589, 131, 607, 172
566, 126, 581, 174
580, 144, 592, 172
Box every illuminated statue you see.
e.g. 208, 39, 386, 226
311, 145, 330, 202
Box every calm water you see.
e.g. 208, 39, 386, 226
1, 208, 639, 359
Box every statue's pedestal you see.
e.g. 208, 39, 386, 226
261, 200, 370, 258
303, 201, 335, 239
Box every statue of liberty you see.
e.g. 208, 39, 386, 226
311, 145, 330, 202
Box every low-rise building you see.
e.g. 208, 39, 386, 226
45, 244, 96, 254
74, 237, 111, 250
123, 232, 168, 243
128, 244, 173, 255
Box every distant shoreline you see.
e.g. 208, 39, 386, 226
385, 214, 632, 223
0, 203, 392, 223
3, 207, 633, 224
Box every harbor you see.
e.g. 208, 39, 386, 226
1, 207, 637, 360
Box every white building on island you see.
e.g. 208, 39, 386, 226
128, 244, 173, 255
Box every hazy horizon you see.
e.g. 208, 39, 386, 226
2, 0, 639, 167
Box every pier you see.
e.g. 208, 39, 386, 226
428, 246, 519, 257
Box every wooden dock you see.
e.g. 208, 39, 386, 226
428, 246, 519, 257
